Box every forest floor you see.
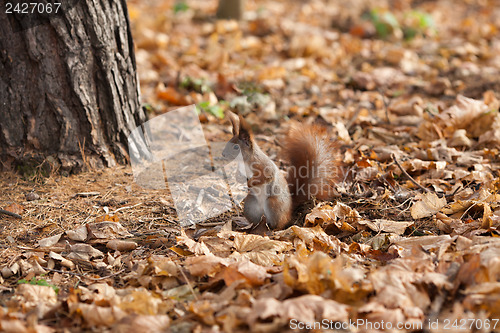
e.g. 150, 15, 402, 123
2, 0, 500, 332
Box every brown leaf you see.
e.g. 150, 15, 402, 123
1, 261, 20, 278
119, 290, 165, 315
0, 320, 28, 333
463, 282, 500, 318
232, 233, 290, 253
185, 254, 229, 277
66, 225, 89, 242
291, 225, 346, 253
4, 203, 24, 215
482, 203, 493, 229
87, 222, 133, 240
18, 284, 57, 304
411, 192, 447, 219
257, 66, 286, 81
67, 243, 104, 260
367, 219, 414, 235
230, 232, 292, 266
147, 256, 179, 278
16, 284, 58, 319
176, 229, 212, 255
304, 203, 359, 233
395, 235, 454, 257
49, 251, 75, 269
113, 315, 170, 333
221, 259, 270, 287
418, 95, 492, 140
71, 303, 126, 327
284, 246, 368, 300
156, 86, 191, 105
107, 240, 138, 252
249, 295, 349, 326
95, 214, 120, 223
358, 302, 407, 328
38, 233, 63, 248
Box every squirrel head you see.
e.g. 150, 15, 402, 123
223, 111, 254, 161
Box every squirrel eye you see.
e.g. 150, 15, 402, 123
233, 144, 239, 150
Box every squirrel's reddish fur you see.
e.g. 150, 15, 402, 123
223, 112, 340, 230
284, 123, 340, 207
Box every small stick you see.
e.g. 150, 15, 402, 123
391, 154, 430, 193
74, 192, 100, 198
459, 194, 490, 220
0, 209, 22, 219
445, 181, 470, 198
178, 268, 199, 301
109, 202, 142, 214
17, 246, 65, 253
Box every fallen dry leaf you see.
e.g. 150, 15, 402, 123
291, 225, 346, 253
176, 229, 212, 255
185, 254, 230, 277
411, 192, 447, 219
249, 295, 349, 326
38, 233, 62, 248
3, 203, 24, 215
112, 315, 170, 333
364, 219, 414, 235
2, 0, 500, 331
221, 259, 270, 287
87, 221, 133, 240
304, 203, 359, 233
229, 232, 292, 266
66, 225, 88, 241
107, 239, 138, 251
67, 243, 104, 260
71, 303, 127, 327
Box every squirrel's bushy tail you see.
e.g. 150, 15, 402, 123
284, 124, 341, 207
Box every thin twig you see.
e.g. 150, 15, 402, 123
109, 202, 142, 214
74, 192, 100, 198
17, 246, 65, 253
445, 181, 471, 199
377, 169, 397, 193
379, 197, 413, 211
178, 267, 199, 301
459, 195, 490, 220
391, 154, 430, 193
0, 209, 22, 219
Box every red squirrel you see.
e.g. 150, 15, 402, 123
223, 111, 340, 230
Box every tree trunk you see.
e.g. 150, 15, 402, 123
216, 0, 245, 20
0, 0, 146, 173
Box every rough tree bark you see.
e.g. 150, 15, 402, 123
0, 0, 146, 173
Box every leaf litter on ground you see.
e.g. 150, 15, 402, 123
1, 0, 500, 331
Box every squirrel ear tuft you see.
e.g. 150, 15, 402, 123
227, 111, 240, 135
238, 115, 253, 147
